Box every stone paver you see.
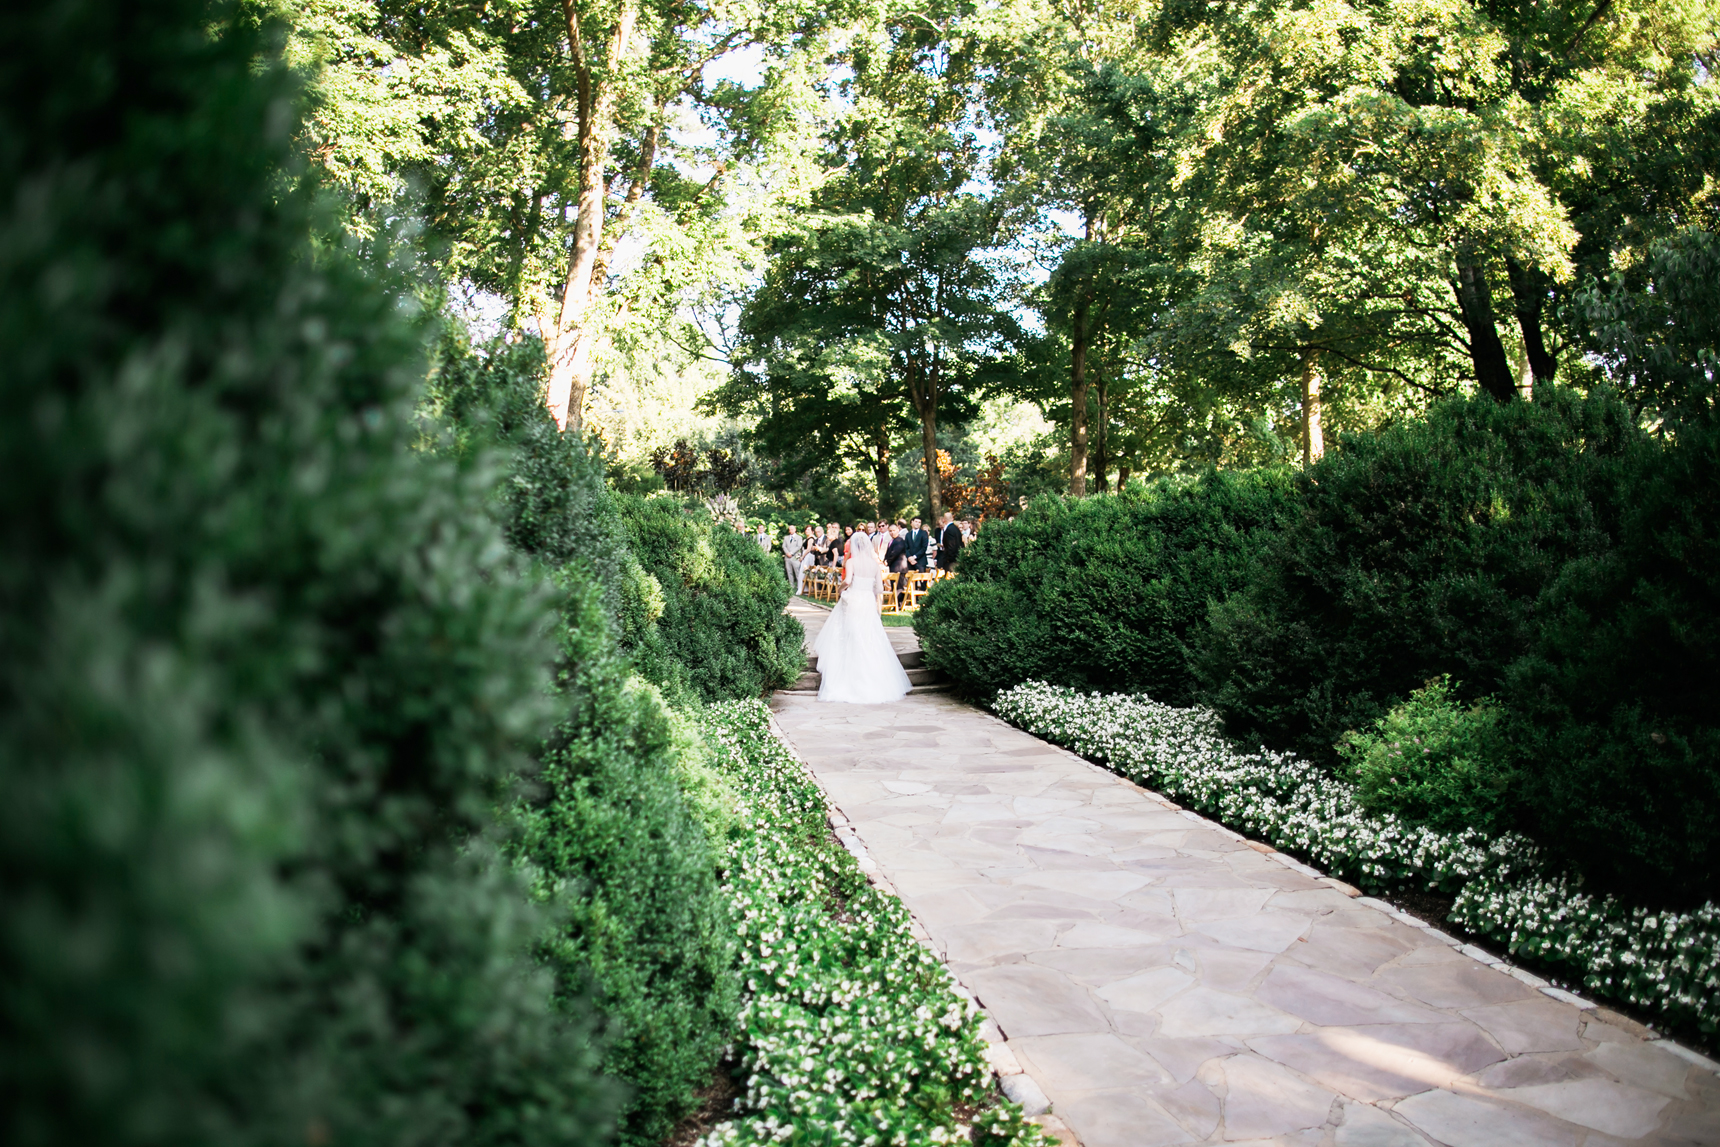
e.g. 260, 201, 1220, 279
769, 690, 1720, 1147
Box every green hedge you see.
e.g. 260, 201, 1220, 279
430, 335, 740, 1145
1193, 388, 1719, 901
914, 468, 1295, 703
617, 495, 805, 703
923, 389, 1718, 905
0, 4, 613, 1143
1194, 388, 1640, 761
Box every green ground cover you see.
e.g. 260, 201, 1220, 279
693, 701, 1050, 1147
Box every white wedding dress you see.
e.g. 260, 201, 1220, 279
815, 545, 911, 704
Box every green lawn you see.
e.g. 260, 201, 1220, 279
794, 596, 917, 627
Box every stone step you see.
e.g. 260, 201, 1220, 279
783, 658, 947, 697
806, 648, 924, 671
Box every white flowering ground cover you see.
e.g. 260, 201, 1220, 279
694, 700, 1052, 1147
992, 682, 1720, 1037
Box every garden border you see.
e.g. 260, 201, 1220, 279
762, 708, 1084, 1146
990, 683, 1720, 1075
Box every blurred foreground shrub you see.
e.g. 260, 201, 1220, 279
0, 3, 614, 1144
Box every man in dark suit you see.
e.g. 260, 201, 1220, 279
937, 510, 964, 573
903, 517, 930, 573
883, 520, 908, 578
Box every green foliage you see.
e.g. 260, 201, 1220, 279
618, 495, 805, 703
914, 469, 1296, 701
519, 571, 739, 1147
1576, 226, 1720, 422
1501, 413, 1720, 903
1194, 387, 1717, 901
934, 387, 1718, 902
695, 701, 1053, 1147
1339, 678, 1515, 836
1194, 387, 1640, 763
430, 335, 741, 1145
0, 3, 614, 1144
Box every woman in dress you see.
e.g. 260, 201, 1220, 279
814, 528, 912, 703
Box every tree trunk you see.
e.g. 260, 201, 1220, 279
873, 426, 891, 518
1092, 374, 1109, 493
907, 361, 943, 520
1301, 348, 1324, 466
1506, 258, 1557, 388
919, 403, 941, 521
1454, 261, 1517, 403
1069, 292, 1090, 497
545, 0, 635, 431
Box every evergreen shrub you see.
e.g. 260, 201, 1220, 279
431, 334, 740, 1145
1194, 388, 1717, 900
1193, 387, 1641, 765
1501, 413, 1720, 901
617, 494, 805, 702
1338, 677, 1514, 836
1, 4, 613, 1144
913, 469, 1295, 701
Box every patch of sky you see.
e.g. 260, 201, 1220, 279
449, 281, 513, 343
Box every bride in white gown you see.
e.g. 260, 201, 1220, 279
815, 532, 912, 703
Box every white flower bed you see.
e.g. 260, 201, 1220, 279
694, 701, 1050, 1147
992, 681, 1720, 1036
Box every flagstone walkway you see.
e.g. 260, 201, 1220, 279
768, 689, 1720, 1147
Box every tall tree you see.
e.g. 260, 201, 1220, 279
1160, 0, 1720, 404
717, 9, 1019, 515
284, 0, 845, 430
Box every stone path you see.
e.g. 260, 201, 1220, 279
768, 690, 1720, 1147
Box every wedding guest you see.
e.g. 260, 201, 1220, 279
904, 517, 929, 572
871, 522, 889, 562
884, 522, 910, 599
782, 524, 806, 595
937, 509, 963, 573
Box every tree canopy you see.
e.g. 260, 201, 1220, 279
277, 0, 1720, 506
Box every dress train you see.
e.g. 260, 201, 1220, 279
814, 573, 912, 704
